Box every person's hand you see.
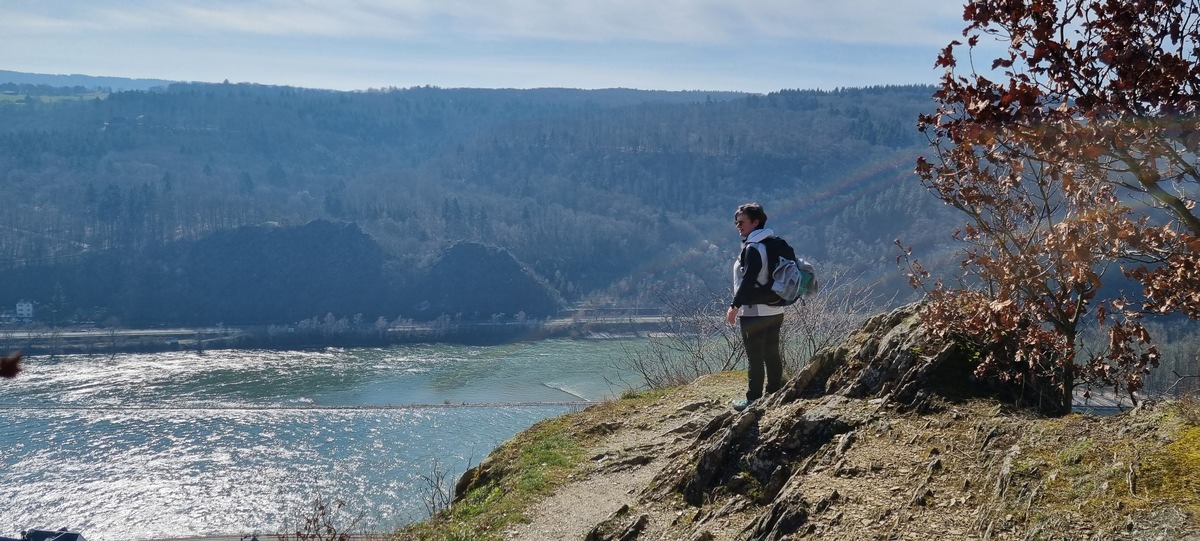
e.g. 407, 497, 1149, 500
725, 306, 738, 326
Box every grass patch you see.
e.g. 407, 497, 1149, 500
1027, 406, 1200, 524
392, 387, 677, 540
1024, 421, 1134, 516
1140, 426, 1200, 514
1055, 437, 1094, 478
1056, 438, 1092, 466
1176, 394, 1200, 425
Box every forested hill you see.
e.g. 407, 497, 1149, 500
0, 70, 176, 93
0, 81, 954, 326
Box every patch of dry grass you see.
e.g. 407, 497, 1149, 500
390, 382, 685, 541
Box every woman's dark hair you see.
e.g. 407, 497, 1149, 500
735, 202, 767, 227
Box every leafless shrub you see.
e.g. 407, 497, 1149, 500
276, 495, 364, 541
607, 280, 744, 390
419, 458, 455, 517
613, 265, 884, 390
779, 266, 883, 376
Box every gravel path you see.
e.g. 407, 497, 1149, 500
502, 372, 744, 540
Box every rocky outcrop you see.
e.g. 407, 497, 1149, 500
780, 302, 1072, 415
642, 302, 1037, 540
585, 504, 650, 541
439, 302, 1197, 541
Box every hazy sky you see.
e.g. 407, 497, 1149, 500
1, 1, 969, 93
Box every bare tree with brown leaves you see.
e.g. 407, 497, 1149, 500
910, 0, 1200, 414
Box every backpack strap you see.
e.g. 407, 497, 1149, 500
744, 240, 771, 286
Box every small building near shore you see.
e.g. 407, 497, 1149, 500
15, 300, 33, 322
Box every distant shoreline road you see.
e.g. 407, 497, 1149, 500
0, 316, 667, 356
4, 326, 222, 340
0, 326, 236, 356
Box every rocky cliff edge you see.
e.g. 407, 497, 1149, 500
399, 303, 1200, 541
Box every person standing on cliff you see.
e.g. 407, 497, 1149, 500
725, 202, 786, 412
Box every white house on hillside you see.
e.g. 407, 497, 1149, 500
16, 300, 33, 322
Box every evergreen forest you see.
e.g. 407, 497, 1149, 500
0, 78, 957, 327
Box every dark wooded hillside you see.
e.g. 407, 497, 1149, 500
0, 80, 952, 325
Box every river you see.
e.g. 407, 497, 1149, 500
0, 338, 652, 540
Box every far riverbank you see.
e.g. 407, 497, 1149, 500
0, 315, 667, 356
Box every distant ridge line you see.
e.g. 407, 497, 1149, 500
0, 69, 177, 91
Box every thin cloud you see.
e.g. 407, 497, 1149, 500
0, 0, 966, 92
5, 1, 964, 45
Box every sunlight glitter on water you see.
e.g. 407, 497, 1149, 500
1, 339, 647, 540
4, 402, 578, 539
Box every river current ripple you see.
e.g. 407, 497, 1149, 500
0, 339, 645, 540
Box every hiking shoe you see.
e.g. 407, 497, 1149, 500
732, 398, 755, 412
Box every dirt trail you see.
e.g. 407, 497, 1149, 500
503, 372, 745, 540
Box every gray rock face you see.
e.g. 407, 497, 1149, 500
652, 302, 1056, 541
455, 302, 1109, 541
